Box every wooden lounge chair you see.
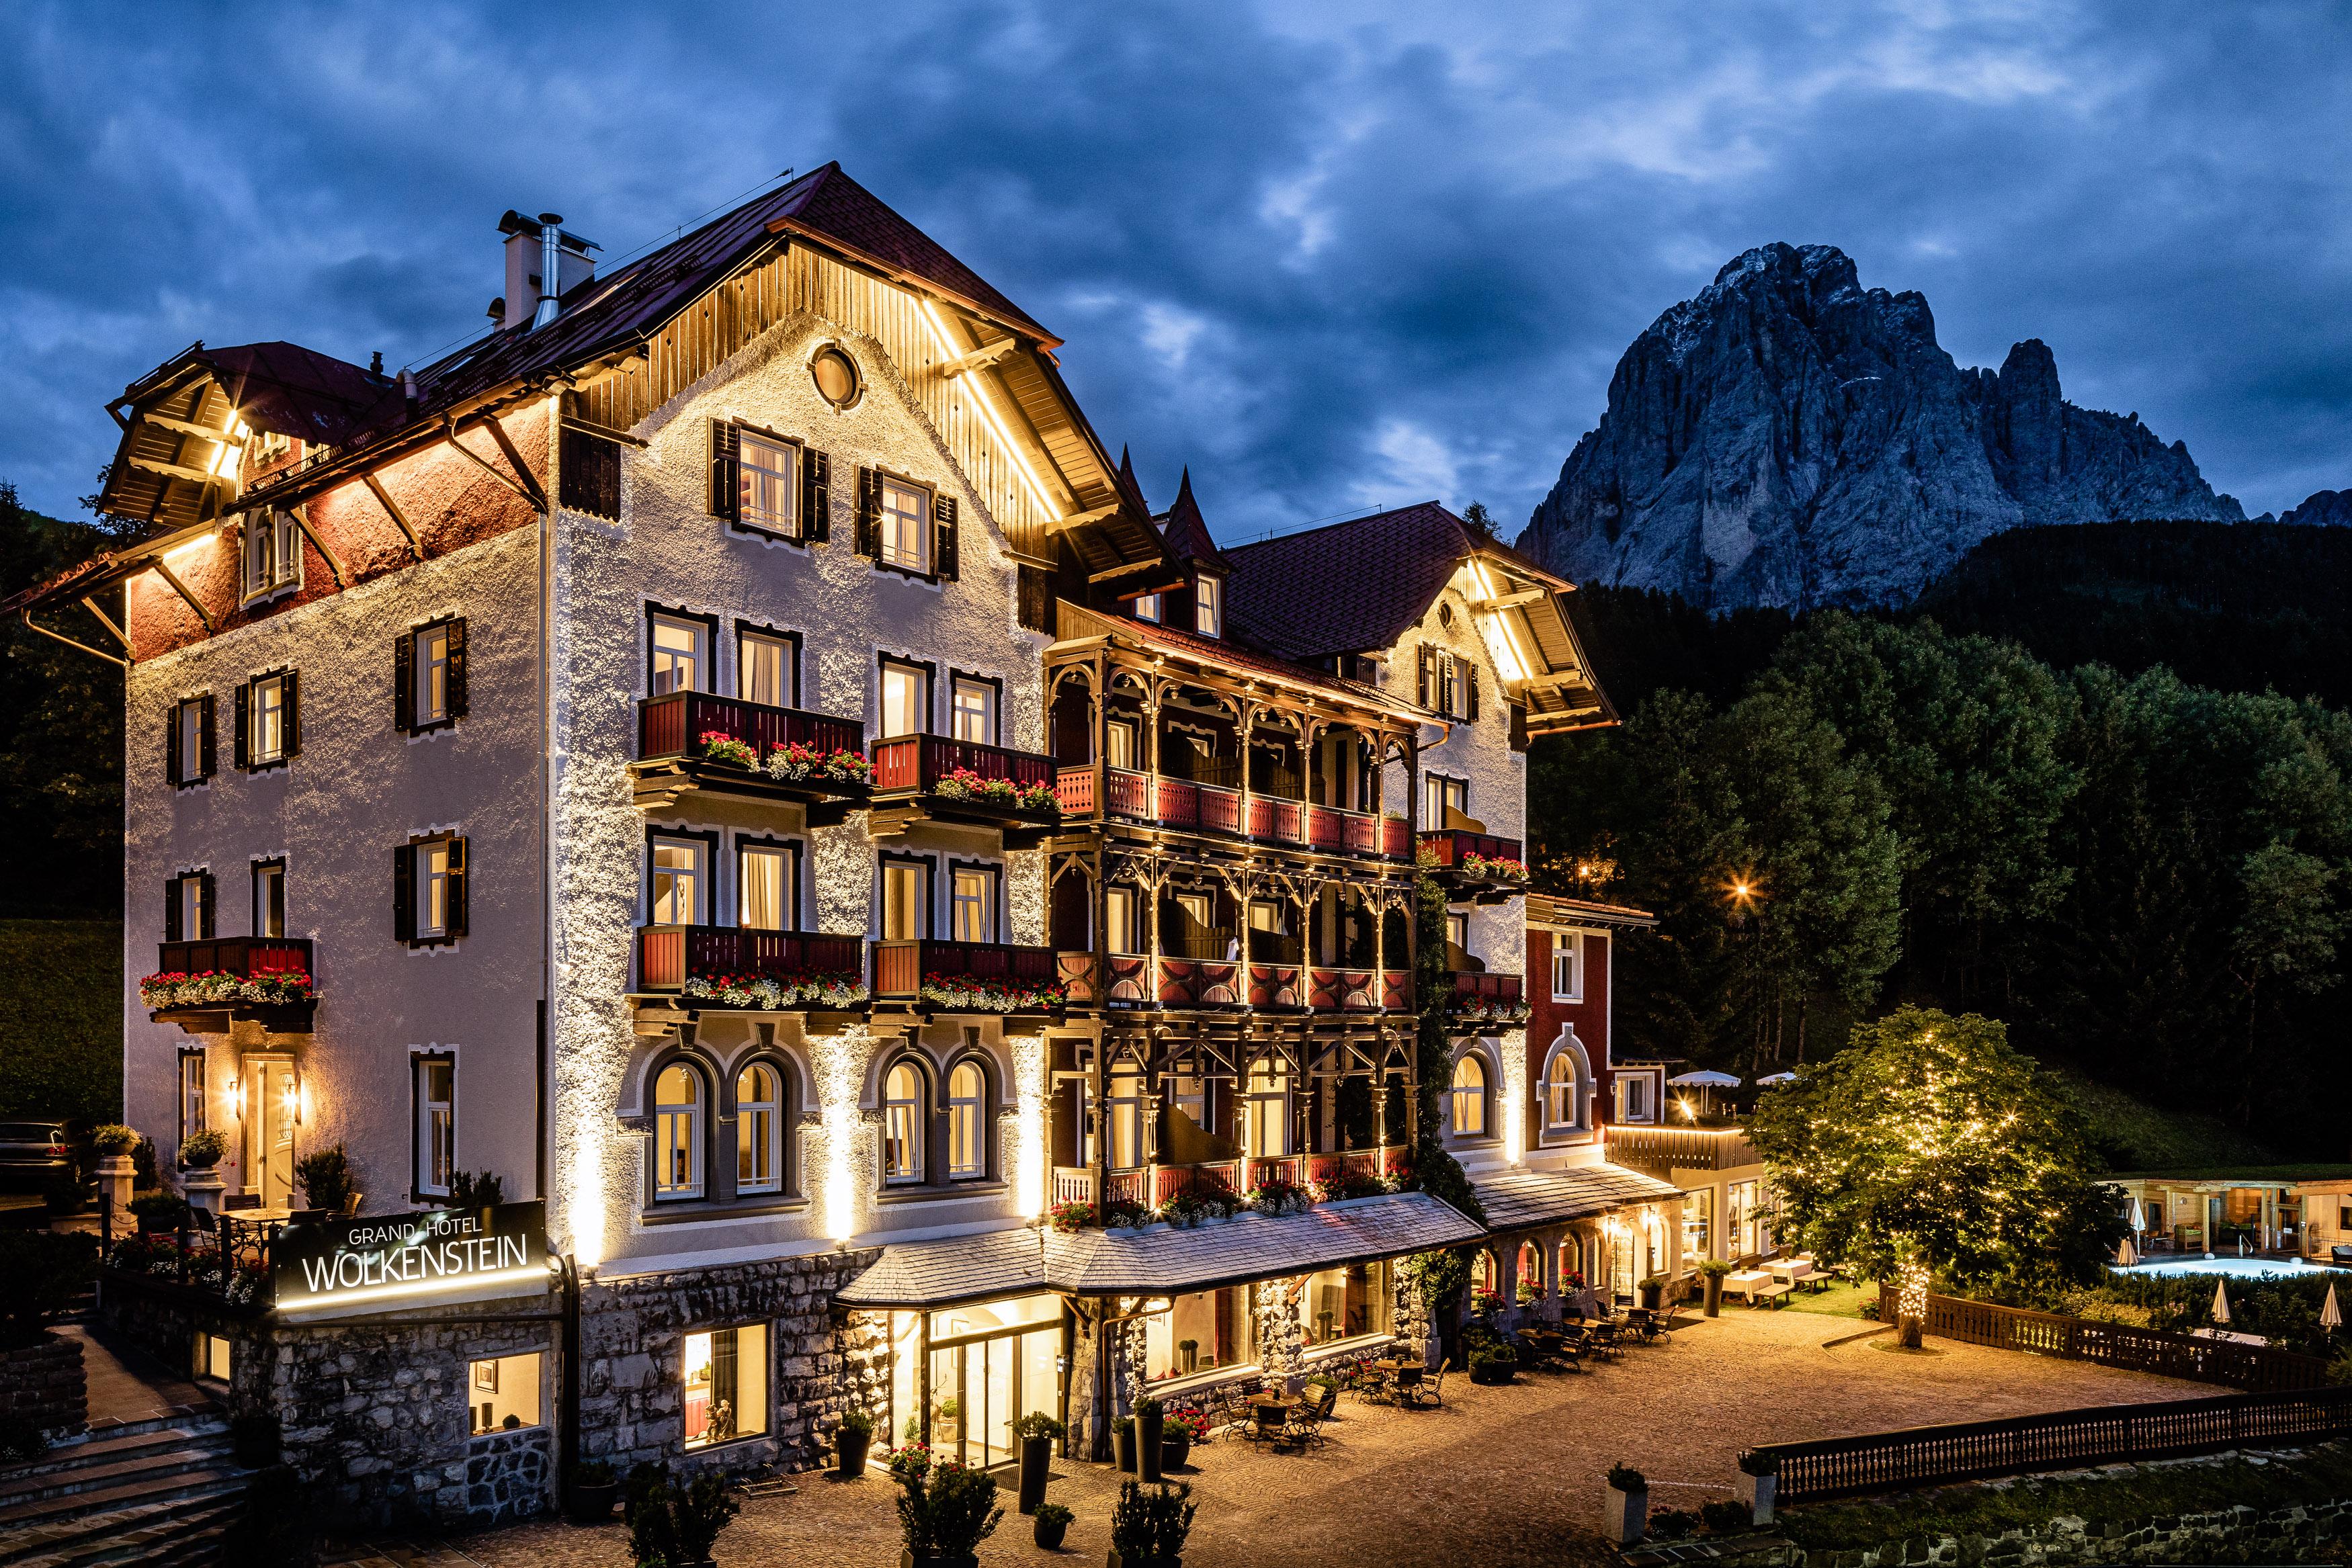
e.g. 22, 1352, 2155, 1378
1423, 1360, 1450, 1407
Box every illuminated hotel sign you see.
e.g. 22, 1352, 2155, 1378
273, 1201, 551, 1315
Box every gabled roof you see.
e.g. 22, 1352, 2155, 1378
1474, 1164, 1683, 1233
1529, 894, 1658, 930
1052, 599, 1425, 723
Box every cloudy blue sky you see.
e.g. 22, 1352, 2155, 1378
5, 1, 2351, 539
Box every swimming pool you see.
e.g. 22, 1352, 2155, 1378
2113, 1257, 2349, 1280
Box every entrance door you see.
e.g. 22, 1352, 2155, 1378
927, 1323, 1059, 1470
243, 1057, 297, 1208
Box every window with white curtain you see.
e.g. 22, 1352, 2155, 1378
737, 1062, 782, 1196
950, 866, 995, 943
883, 1061, 926, 1183
655, 1063, 704, 1200
739, 431, 800, 535
947, 1061, 986, 1180
651, 838, 705, 926
739, 631, 794, 709
1451, 1053, 1488, 1137
650, 615, 706, 695
738, 843, 792, 931
880, 661, 930, 737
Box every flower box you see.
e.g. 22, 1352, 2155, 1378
931, 767, 1059, 816
140, 969, 318, 1011
918, 971, 1067, 1013
680, 971, 869, 1009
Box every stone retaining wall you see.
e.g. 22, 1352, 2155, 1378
1797, 1494, 2351, 1567
0, 1334, 87, 1441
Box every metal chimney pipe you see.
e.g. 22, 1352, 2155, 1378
532, 213, 565, 329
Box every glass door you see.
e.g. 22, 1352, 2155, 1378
926, 1323, 1062, 1470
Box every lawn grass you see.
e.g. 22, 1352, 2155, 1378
1779, 1442, 2352, 1551
1780, 1278, 1874, 1319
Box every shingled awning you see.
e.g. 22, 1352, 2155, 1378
839, 1192, 1482, 1309
1472, 1164, 1684, 1233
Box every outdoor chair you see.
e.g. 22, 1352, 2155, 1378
1423, 1360, 1450, 1407
1248, 1402, 1288, 1444
1282, 1402, 1329, 1450
1585, 1323, 1622, 1362
1626, 1309, 1669, 1345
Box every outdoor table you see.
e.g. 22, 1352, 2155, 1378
1726, 1268, 1773, 1303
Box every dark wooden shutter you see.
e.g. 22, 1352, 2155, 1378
446, 619, 469, 720
282, 671, 300, 758
709, 421, 739, 520
394, 630, 415, 732
165, 703, 181, 786
198, 695, 216, 779
934, 493, 959, 580
1508, 701, 1529, 751
854, 467, 881, 560
164, 879, 181, 943
1017, 566, 1054, 634
197, 871, 216, 938
802, 449, 830, 541
392, 844, 416, 943
1468, 663, 1480, 722
559, 426, 621, 520
233, 683, 250, 770
1417, 646, 1435, 709
446, 836, 470, 938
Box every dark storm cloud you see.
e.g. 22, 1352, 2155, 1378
5, 1, 2351, 533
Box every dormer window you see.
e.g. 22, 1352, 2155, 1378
1134, 593, 1162, 623
1194, 574, 1223, 638
241, 511, 301, 603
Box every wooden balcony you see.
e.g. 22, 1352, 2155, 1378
1445, 969, 1527, 1026
872, 938, 1061, 1010
1305, 967, 1406, 1012
631, 693, 868, 818
1050, 1146, 1409, 1217
870, 734, 1061, 847
146, 938, 316, 1033
1605, 1122, 1763, 1176
1063, 765, 1411, 861
635, 926, 866, 1003
1419, 828, 1531, 902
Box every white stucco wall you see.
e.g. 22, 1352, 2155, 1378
546, 310, 1049, 1270
124, 523, 547, 1207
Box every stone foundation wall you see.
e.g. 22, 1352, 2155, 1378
577, 1247, 880, 1479
464, 1426, 554, 1527
1, 1334, 87, 1441
1793, 1495, 2352, 1568
95, 1270, 264, 1414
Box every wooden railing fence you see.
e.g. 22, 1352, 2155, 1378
1922, 1292, 2333, 1393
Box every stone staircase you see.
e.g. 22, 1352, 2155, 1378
0, 1414, 247, 1567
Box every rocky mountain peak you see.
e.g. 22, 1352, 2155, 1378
1518, 249, 2246, 611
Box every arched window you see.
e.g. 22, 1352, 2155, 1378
1546, 1049, 1581, 1130
883, 1060, 927, 1184
655, 1062, 705, 1201
1475, 1249, 1498, 1291
737, 1061, 783, 1196
1517, 1240, 1542, 1300
1245, 1059, 1290, 1156
947, 1060, 987, 1180
1450, 1053, 1488, 1137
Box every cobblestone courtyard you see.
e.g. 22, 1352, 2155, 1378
343, 1310, 2197, 1568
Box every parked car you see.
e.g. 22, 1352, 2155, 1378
0, 1121, 73, 1189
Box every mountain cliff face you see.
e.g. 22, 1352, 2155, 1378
1518, 243, 2244, 610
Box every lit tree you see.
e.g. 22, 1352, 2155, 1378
1749, 1006, 2124, 1345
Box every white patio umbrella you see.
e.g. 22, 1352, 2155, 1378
1757, 1072, 1797, 1086
2212, 1280, 2232, 1326
2128, 1197, 2144, 1235
1668, 1070, 1742, 1087
2116, 1235, 2138, 1268
2323, 1282, 2343, 1337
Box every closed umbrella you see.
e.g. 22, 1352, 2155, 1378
2212, 1280, 2232, 1326
2128, 1197, 2144, 1235
2115, 1235, 2138, 1268
2323, 1282, 2343, 1337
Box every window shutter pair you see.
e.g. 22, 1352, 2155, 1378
446, 620, 469, 719
708, 421, 740, 521
854, 466, 882, 561
1417, 646, 1435, 709
934, 492, 959, 580
802, 449, 831, 541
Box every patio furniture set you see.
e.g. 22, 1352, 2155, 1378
1723, 1254, 1829, 1309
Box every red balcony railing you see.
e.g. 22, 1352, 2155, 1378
157, 936, 314, 983
636, 926, 864, 993
869, 733, 1057, 799
1417, 828, 1526, 872
1382, 969, 1414, 1010
1248, 962, 1302, 1008
1307, 1146, 1407, 1190
1056, 767, 1096, 815
1382, 816, 1413, 858
872, 938, 1059, 1001
1157, 957, 1242, 1008
639, 692, 864, 767
1449, 970, 1524, 1007
1155, 1160, 1244, 1205
1057, 951, 1099, 1006
1249, 795, 1304, 844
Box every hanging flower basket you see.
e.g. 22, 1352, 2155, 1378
140, 969, 319, 1011
681, 971, 868, 1009
765, 742, 871, 785
918, 972, 1066, 1013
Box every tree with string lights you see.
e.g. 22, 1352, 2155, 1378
1749, 1006, 2125, 1347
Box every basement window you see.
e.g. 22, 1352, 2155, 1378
192, 1332, 230, 1383
683, 1325, 767, 1449
468, 1352, 543, 1435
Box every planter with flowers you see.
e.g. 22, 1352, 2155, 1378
929, 767, 1060, 820
681, 970, 868, 1010
1460, 851, 1531, 883
918, 973, 1066, 1014
140, 967, 319, 1031
1243, 1175, 1308, 1217
1448, 994, 1531, 1027
695, 731, 759, 770
765, 741, 872, 791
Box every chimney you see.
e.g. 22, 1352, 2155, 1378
497, 210, 599, 331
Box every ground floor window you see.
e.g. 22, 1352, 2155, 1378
683, 1325, 767, 1448
890, 1293, 1061, 1470
192, 1332, 230, 1383
470, 1352, 544, 1436
1145, 1286, 1254, 1381
1301, 1260, 1390, 1346
1726, 1180, 1759, 1259
1683, 1186, 1714, 1266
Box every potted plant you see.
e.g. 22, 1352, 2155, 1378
1161, 1406, 1208, 1472
294, 1145, 359, 1217
1602, 1463, 1646, 1547
1177, 1338, 1198, 1374
1466, 1338, 1517, 1385
1111, 1415, 1136, 1475
1134, 1397, 1165, 1483
91, 1124, 139, 1157
1107, 1480, 1195, 1568
1012, 1411, 1063, 1514
1638, 1274, 1666, 1311
1697, 1259, 1733, 1318
130, 1192, 190, 1235
626, 1462, 741, 1568
888, 1444, 1003, 1568
837, 1407, 876, 1479
1034, 1499, 1074, 1551
567, 1458, 620, 1524
180, 1128, 227, 1169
